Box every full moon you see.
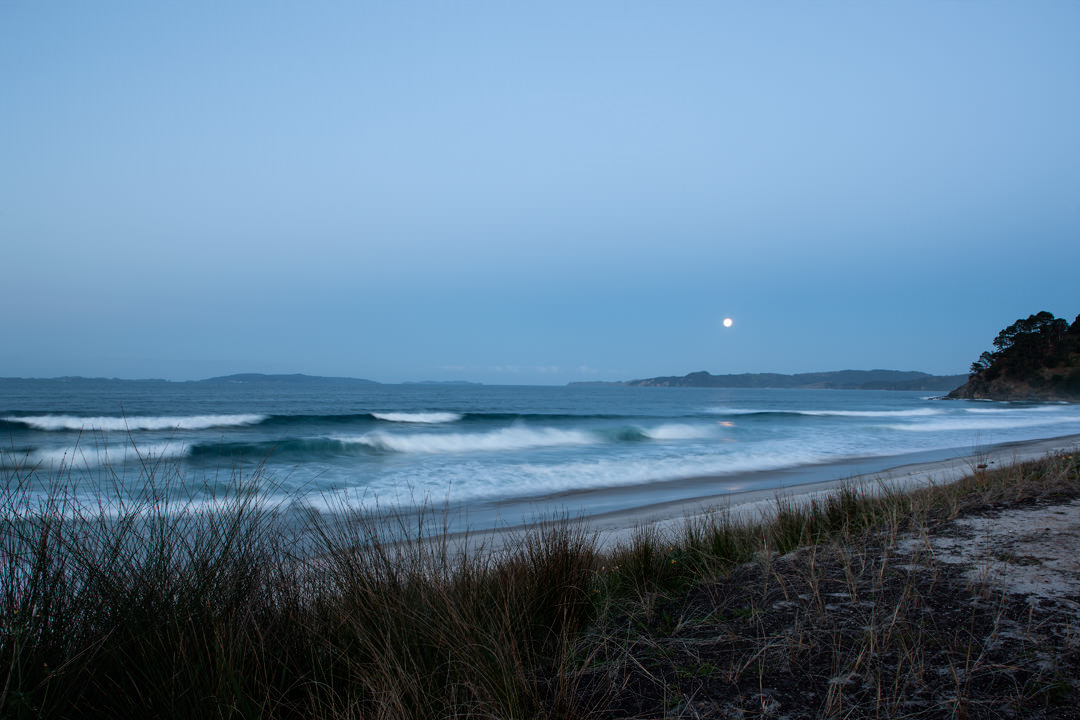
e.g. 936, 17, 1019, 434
723, 317, 734, 328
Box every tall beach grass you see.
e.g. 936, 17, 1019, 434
1, 443, 1077, 718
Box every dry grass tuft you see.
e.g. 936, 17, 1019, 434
1, 448, 1077, 718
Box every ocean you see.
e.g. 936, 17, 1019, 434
3, 378, 1080, 531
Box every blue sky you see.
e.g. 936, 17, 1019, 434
3, 2, 1078, 384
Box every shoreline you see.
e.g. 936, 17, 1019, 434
463, 433, 1080, 549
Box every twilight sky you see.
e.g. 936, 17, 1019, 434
3, 2, 1078, 384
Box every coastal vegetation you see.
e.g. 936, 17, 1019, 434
2, 449, 1078, 718
950, 311, 1080, 402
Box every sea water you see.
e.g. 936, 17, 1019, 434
3, 379, 1080, 530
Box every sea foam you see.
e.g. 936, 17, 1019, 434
886, 417, 1076, 432
963, 406, 1063, 414
371, 412, 462, 424
4, 414, 267, 432
706, 408, 940, 418
796, 408, 942, 418
2, 442, 189, 470
341, 426, 596, 454
641, 423, 715, 440
325, 441, 843, 509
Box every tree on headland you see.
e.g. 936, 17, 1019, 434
969, 351, 996, 376
950, 311, 1080, 401
990, 311, 1068, 372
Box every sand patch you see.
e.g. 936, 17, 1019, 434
901, 499, 1080, 609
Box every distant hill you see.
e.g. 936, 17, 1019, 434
1, 373, 383, 385
0, 376, 171, 383
200, 373, 380, 385
573, 370, 968, 391
948, 311, 1080, 402
402, 380, 484, 386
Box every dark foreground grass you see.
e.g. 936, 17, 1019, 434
1, 450, 1077, 718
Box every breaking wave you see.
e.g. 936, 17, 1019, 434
1, 442, 189, 470
641, 423, 716, 440
340, 427, 597, 454
796, 409, 942, 418
707, 408, 941, 419
886, 417, 1077, 433
371, 412, 462, 424
3, 414, 267, 432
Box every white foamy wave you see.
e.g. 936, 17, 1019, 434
886, 417, 1077, 433
340, 427, 597, 454
963, 406, 1064, 414
798, 409, 942, 418
371, 412, 463, 424
8, 442, 190, 470
706, 408, 771, 415
316, 443, 844, 510
708, 407, 941, 418
15, 488, 292, 521
4, 414, 266, 432
642, 424, 715, 440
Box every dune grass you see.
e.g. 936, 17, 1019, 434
1, 448, 1077, 718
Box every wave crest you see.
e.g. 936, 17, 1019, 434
340, 427, 596, 454
886, 417, 1074, 432
708, 408, 941, 419
371, 412, 462, 424
642, 423, 715, 440
799, 409, 942, 418
3, 414, 267, 432
1, 442, 189, 470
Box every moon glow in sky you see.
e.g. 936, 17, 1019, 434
1, 3, 1078, 383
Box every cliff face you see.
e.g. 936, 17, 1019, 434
948, 312, 1080, 402
948, 373, 1079, 402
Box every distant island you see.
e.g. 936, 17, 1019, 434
0, 373, 383, 385
402, 380, 484, 386
200, 373, 380, 385
0, 374, 486, 387
572, 369, 968, 391
949, 311, 1080, 402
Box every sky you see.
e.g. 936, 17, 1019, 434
2, 2, 1078, 384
